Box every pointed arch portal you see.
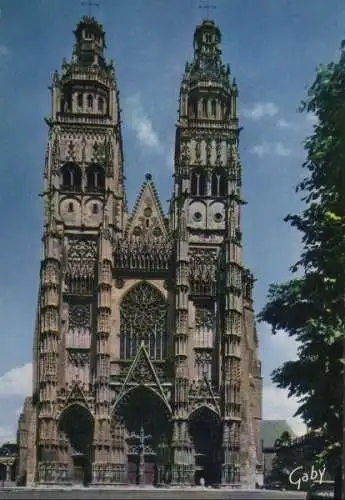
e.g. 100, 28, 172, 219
58, 404, 94, 486
188, 406, 222, 486
113, 385, 171, 486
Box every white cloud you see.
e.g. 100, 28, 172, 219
262, 329, 306, 436
276, 118, 297, 130
125, 94, 162, 152
274, 142, 292, 157
276, 113, 318, 134
14, 407, 22, 417
263, 385, 307, 436
250, 141, 292, 158
305, 112, 318, 126
242, 102, 279, 121
0, 363, 32, 398
165, 147, 175, 171
0, 427, 15, 444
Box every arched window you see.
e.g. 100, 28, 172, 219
191, 170, 207, 197
120, 282, 167, 360
87, 94, 93, 109
98, 97, 104, 112
211, 99, 217, 117
202, 98, 208, 116
192, 100, 198, 118
60, 163, 82, 192
86, 164, 105, 192
77, 93, 83, 108
211, 168, 227, 197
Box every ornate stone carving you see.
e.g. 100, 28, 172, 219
206, 140, 212, 164
194, 351, 212, 364
120, 283, 167, 360
114, 237, 172, 273
195, 141, 201, 163
66, 141, 76, 161
67, 238, 97, 260
104, 135, 114, 177
67, 351, 89, 365
68, 303, 91, 328
65, 238, 97, 294
189, 247, 218, 296
132, 356, 153, 383
115, 277, 124, 289
215, 140, 222, 166
81, 136, 87, 163
180, 141, 190, 165
195, 308, 215, 330
51, 133, 61, 174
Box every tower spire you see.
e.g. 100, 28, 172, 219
81, 0, 100, 17
198, 0, 216, 20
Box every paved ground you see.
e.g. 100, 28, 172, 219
0, 487, 307, 499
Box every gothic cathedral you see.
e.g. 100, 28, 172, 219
17, 15, 262, 488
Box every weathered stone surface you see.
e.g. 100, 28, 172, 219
17, 16, 262, 489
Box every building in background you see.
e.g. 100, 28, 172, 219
0, 443, 17, 486
261, 420, 295, 483
17, 15, 262, 488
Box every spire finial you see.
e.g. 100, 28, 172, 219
81, 0, 99, 17
198, 0, 216, 20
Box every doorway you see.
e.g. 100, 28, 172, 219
189, 407, 222, 486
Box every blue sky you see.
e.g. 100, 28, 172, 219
0, 0, 344, 442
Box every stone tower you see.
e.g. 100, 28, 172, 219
17, 16, 262, 488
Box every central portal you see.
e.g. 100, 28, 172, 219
115, 386, 171, 486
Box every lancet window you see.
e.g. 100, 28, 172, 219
98, 97, 104, 112
194, 302, 215, 349
211, 99, 217, 117
120, 282, 167, 360
194, 352, 212, 380
77, 93, 83, 107
86, 164, 105, 192
191, 170, 206, 197
202, 98, 208, 116
60, 163, 82, 192
211, 168, 226, 196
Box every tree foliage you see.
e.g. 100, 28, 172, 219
268, 432, 296, 488
259, 41, 345, 472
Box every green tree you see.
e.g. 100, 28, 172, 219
259, 41, 345, 497
268, 432, 296, 489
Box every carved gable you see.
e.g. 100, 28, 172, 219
113, 343, 171, 412
63, 382, 90, 410
125, 343, 159, 385
125, 173, 167, 239
189, 375, 220, 415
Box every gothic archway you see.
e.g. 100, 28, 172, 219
58, 404, 94, 486
114, 386, 171, 486
188, 406, 222, 486
85, 164, 105, 192
60, 163, 82, 192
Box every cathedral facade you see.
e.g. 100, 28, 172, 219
17, 15, 262, 488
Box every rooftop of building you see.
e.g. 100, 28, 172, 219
260, 420, 296, 450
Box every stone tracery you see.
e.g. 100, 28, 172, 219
120, 283, 167, 360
